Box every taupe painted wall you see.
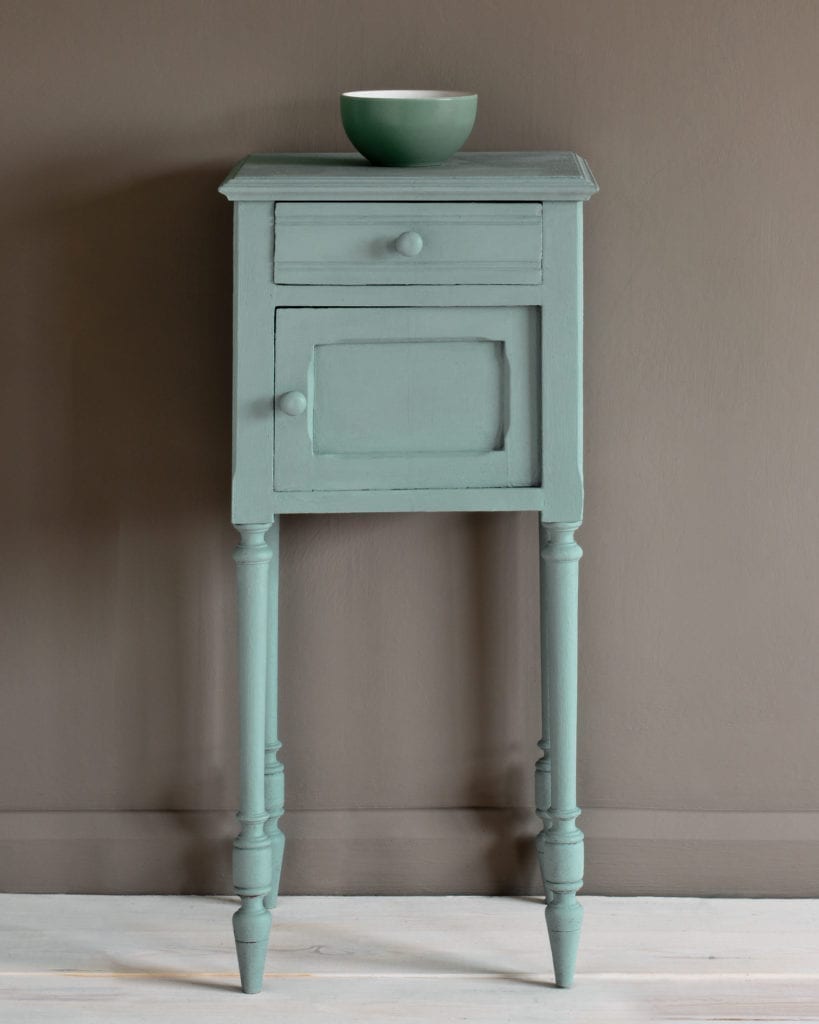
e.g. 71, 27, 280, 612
1, 0, 817, 896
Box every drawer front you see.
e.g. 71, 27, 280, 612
274, 203, 542, 285
274, 307, 540, 492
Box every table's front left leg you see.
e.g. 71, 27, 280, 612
539, 520, 584, 989
263, 519, 285, 910
232, 523, 274, 994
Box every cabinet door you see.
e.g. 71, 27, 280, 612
274, 307, 539, 492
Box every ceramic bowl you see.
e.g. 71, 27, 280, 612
340, 90, 478, 167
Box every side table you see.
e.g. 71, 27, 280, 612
218, 151, 598, 993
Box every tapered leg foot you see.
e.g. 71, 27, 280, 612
233, 895, 271, 994
546, 893, 583, 988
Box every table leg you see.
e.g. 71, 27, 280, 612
232, 523, 274, 994
538, 520, 584, 988
263, 519, 285, 910
535, 525, 552, 906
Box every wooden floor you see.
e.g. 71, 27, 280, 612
1, 895, 817, 1022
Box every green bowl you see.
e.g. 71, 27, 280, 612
340, 90, 478, 167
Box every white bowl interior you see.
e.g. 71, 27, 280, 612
342, 90, 475, 100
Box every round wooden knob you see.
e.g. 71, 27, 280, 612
395, 230, 423, 257
279, 391, 307, 416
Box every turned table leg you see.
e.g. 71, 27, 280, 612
535, 524, 552, 906
232, 523, 274, 994
538, 520, 584, 988
263, 519, 285, 910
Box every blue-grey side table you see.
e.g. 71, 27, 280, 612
219, 152, 598, 993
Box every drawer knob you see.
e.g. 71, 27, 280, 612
394, 230, 424, 257
279, 391, 307, 416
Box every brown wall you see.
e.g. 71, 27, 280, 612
1, 0, 817, 896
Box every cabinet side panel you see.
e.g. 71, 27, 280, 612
541, 202, 584, 521
232, 202, 275, 524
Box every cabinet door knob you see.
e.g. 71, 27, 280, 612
394, 230, 424, 257
279, 391, 307, 416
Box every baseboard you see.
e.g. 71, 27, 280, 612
1, 808, 817, 896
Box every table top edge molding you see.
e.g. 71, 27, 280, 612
219, 151, 599, 201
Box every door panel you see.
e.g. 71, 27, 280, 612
274, 307, 539, 492
312, 338, 504, 455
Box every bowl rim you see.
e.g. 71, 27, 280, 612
341, 90, 476, 100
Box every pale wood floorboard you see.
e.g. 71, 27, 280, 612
1, 895, 817, 1022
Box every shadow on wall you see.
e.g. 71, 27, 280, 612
469, 513, 539, 890
0, 163, 542, 894
0, 163, 237, 854
49, 166, 234, 528
277, 508, 542, 896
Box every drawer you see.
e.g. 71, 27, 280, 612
274, 202, 542, 285
274, 306, 540, 492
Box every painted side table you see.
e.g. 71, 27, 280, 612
218, 152, 598, 994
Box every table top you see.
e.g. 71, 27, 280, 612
219, 151, 598, 201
